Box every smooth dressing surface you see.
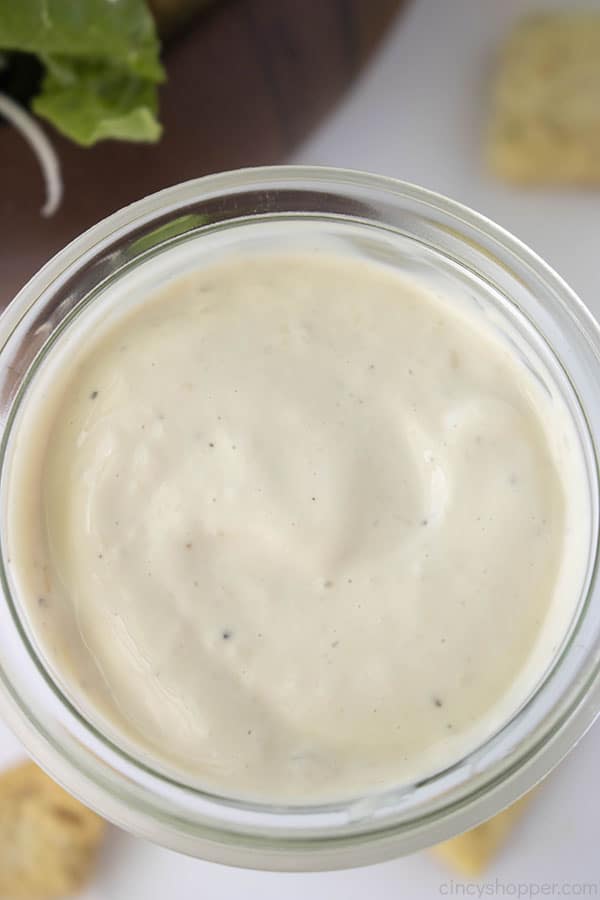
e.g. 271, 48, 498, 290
7, 252, 588, 802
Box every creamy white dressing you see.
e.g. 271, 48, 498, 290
6, 251, 589, 802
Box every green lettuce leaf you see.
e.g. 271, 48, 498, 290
0, 0, 164, 145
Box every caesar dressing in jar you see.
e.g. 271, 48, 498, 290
0, 168, 597, 869
6, 250, 590, 804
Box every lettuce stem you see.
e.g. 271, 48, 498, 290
0, 92, 62, 217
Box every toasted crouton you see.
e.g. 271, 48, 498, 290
488, 13, 600, 184
0, 760, 106, 899
432, 793, 533, 876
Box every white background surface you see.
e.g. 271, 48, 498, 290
2, 0, 599, 895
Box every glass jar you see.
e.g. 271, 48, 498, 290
0, 167, 598, 871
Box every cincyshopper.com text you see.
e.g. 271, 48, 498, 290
439, 879, 599, 898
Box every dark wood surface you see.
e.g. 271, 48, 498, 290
0, 0, 405, 307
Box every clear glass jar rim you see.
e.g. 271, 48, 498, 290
0, 166, 599, 869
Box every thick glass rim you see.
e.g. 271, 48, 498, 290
0, 166, 599, 870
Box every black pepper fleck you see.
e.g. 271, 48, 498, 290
222, 630, 232, 640
37, 596, 47, 607
90, 390, 98, 400
433, 696, 443, 708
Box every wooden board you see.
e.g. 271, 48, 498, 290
0, 0, 405, 306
